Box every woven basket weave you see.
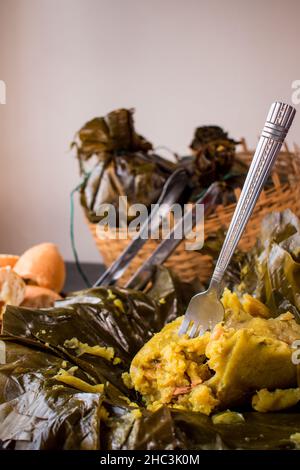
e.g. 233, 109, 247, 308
85, 140, 300, 285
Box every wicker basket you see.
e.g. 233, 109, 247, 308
85, 140, 300, 285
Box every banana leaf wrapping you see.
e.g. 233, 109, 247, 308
202, 209, 300, 322
73, 110, 249, 223
1, 261, 300, 450
190, 125, 240, 184
72, 109, 176, 223
183, 125, 245, 204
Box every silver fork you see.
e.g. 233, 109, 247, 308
179, 101, 296, 338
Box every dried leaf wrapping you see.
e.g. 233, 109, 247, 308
235, 210, 300, 320
201, 209, 300, 321
2, 233, 300, 449
0, 268, 196, 450
73, 109, 176, 223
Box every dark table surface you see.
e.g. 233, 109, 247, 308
65, 262, 106, 293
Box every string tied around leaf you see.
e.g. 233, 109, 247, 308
70, 170, 93, 288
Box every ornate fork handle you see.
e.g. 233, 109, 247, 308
210, 102, 296, 289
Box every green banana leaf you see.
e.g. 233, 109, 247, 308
1, 260, 300, 450
236, 210, 300, 320
0, 268, 197, 450
0, 340, 104, 450
201, 209, 300, 321
102, 406, 300, 450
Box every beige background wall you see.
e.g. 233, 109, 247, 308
0, 0, 299, 263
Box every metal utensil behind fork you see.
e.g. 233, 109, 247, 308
179, 101, 296, 338
93, 168, 189, 287
126, 181, 222, 290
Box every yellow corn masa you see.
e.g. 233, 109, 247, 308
122, 372, 133, 389
64, 337, 115, 361
212, 410, 245, 425
131, 408, 142, 419
53, 368, 104, 394
252, 388, 300, 412
130, 290, 300, 415
206, 328, 296, 407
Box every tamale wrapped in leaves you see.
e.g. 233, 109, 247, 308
186, 125, 283, 205
73, 112, 283, 232
180, 125, 249, 205
72, 109, 176, 223
1, 256, 300, 449
0, 268, 197, 449
73, 112, 248, 225
190, 125, 240, 185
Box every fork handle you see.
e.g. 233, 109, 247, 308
210, 102, 296, 291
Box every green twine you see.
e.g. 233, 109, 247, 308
70, 172, 92, 288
